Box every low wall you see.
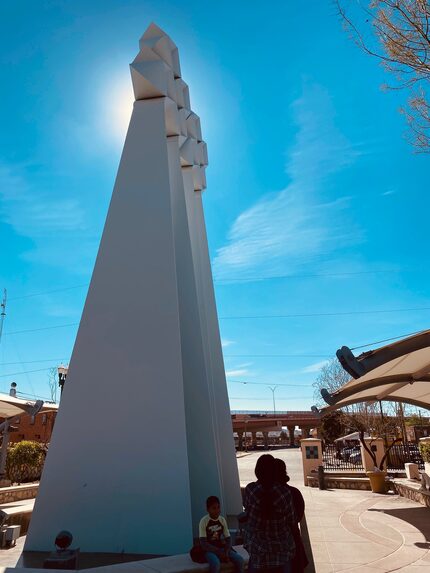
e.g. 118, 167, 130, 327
0, 483, 39, 504
308, 474, 371, 490
392, 479, 430, 508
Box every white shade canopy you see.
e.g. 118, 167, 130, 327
0, 393, 59, 419
321, 329, 430, 412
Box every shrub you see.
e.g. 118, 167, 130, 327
6, 441, 46, 484
419, 442, 430, 463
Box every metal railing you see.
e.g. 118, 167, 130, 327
322, 443, 364, 472
387, 442, 424, 472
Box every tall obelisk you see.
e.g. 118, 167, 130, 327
25, 23, 241, 556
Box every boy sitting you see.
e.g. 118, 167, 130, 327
199, 496, 244, 573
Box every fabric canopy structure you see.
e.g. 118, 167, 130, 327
0, 393, 59, 419
334, 431, 370, 442
320, 329, 430, 412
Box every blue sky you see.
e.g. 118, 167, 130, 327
0, 0, 429, 411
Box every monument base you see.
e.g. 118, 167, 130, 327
20, 551, 165, 570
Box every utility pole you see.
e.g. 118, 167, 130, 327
398, 402, 407, 443
269, 386, 278, 417
0, 289, 6, 347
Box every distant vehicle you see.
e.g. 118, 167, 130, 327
349, 451, 362, 465
340, 445, 360, 461
391, 443, 422, 464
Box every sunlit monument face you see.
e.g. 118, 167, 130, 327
24, 23, 241, 557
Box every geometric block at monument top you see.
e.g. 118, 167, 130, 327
305, 445, 319, 460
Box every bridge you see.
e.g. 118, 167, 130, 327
231, 410, 321, 448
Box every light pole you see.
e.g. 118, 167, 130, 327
268, 386, 278, 417
58, 365, 69, 397
244, 418, 248, 452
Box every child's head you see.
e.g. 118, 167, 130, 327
206, 495, 221, 519
274, 458, 290, 484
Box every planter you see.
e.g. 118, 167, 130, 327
367, 470, 388, 494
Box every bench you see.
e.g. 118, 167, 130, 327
87, 545, 249, 573
0, 498, 35, 536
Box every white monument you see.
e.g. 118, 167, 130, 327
25, 23, 242, 556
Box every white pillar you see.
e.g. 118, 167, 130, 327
182, 169, 242, 517
25, 23, 241, 556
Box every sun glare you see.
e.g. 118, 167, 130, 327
102, 76, 134, 145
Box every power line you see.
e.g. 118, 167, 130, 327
224, 354, 331, 358
9, 284, 88, 301
350, 329, 426, 351
220, 306, 430, 320
0, 358, 68, 366
228, 396, 310, 400
0, 368, 52, 378
227, 380, 313, 387
4, 323, 79, 336
5, 267, 417, 302
215, 268, 410, 283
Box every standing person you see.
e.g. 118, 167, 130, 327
274, 459, 309, 573
243, 454, 296, 573
199, 496, 244, 573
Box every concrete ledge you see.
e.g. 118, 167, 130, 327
308, 475, 372, 490
16, 546, 249, 573
0, 498, 35, 536
392, 478, 430, 508
0, 483, 38, 504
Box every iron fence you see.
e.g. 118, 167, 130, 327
386, 442, 424, 472
322, 443, 364, 472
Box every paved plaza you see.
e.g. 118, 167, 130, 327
0, 449, 428, 572
237, 449, 430, 572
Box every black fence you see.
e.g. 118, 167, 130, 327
387, 442, 424, 472
322, 441, 425, 474
322, 443, 364, 472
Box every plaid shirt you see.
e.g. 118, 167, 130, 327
243, 481, 296, 569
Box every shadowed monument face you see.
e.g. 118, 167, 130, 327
24, 23, 241, 558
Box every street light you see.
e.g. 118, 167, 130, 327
58, 365, 69, 396
268, 386, 279, 416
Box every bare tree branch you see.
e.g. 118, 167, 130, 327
337, 0, 430, 151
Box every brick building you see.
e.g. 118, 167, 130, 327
2, 411, 57, 444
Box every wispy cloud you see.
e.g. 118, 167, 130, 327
382, 189, 396, 196
301, 360, 330, 374
213, 84, 362, 279
221, 339, 235, 348
225, 368, 249, 377
0, 163, 86, 236
0, 162, 93, 271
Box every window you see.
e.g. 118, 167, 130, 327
42, 414, 47, 425
30, 416, 35, 425
14, 417, 20, 424
35, 434, 41, 440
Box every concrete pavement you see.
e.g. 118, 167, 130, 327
237, 449, 430, 572
0, 450, 428, 572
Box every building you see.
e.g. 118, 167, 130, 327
1, 411, 57, 444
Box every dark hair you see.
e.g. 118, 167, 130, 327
254, 454, 275, 484
274, 458, 290, 484
206, 496, 220, 508
254, 455, 276, 519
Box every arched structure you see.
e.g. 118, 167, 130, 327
319, 329, 430, 413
